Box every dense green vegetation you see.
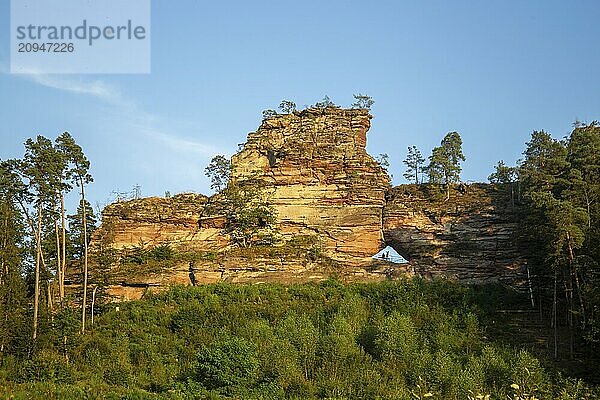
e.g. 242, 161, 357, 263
403, 121, 600, 364
1, 112, 599, 398
0, 280, 598, 399
490, 123, 600, 360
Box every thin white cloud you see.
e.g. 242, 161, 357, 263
7, 70, 222, 158
15, 70, 131, 107
132, 123, 220, 157
31, 75, 124, 104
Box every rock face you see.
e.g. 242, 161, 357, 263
382, 184, 525, 284
230, 107, 390, 263
89, 108, 526, 300
100, 193, 227, 251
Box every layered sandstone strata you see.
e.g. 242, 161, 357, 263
230, 107, 391, 262
87, 109, 526, 300
99, 193, 228, 251
382, 184, 525, 284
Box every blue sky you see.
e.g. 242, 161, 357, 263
1, 0, 600, 211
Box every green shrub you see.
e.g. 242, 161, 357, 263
147, 244, 175, 261
195, 337, 259, 392
18, 350, 73, 384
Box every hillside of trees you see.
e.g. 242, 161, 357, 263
0, 280, 598, 399
1, 112, 600, 398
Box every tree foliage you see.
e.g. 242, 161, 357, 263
0, 162, 28, 355
516, 123, 600, 354
403, 146, 425, 184
278, 100, 297, 114
1, 132, 94, 341
314, 95, 336, 109
204, 155, 231, 192
489, 160, 517, 184
67, 200, 98, 260
0, 281, 593, 398
351, 94, 374, 110
221, 181, 278, 248
375, 153, 390, 172
262, 109, 278, 119
426, 132, 465, 199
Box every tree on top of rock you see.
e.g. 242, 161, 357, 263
314, 95, 337, 109
403, 146, 425, 184
489, 160, 518, 207
278, 100, 296, 114
262, 109, 278, 120
376, 153, 390, 172
351, 94, 374, 110
426, 132, 465, 200
489, 160, 517, 184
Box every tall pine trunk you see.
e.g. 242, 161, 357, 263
54, 216, 62, 305
60, 190, 66, 303
33, 205, 42, 340
80, 178, 89, 333
1, 211, 8, 283
16, 198, 48, 340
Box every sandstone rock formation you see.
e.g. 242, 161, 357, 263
87, 108, 526, 300
100, 193, 227, 251
230, 107, 390, 263
383, 184, 525, 284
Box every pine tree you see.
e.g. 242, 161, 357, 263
566, 123, 600, 230
516, 128, 594, 358
376, 153, 390, 172
53, 133, 73, 305
427, 132, 465, 199
20, 136, 62, 339
351, 94, 374, 110
205, 155, 231, 192
278, 100, 297, 114
314, 95, 335, 109
56, 133, 93, 333
489, 160, 518, 207
403, 146, 425, 184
